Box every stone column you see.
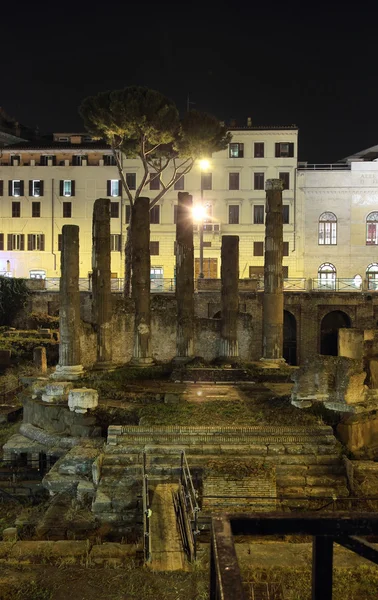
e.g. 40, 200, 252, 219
52, 224, 84, 379
175, 192, 195, 360
92, 198, 112, 368
262, 179, 285, 362
220, 235, 239, 358
131, 197, 153, 364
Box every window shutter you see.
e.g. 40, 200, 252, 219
8, 181, 12, 196
7, 234, 12, 250
59, 180, 63, 196
107, 180, 111, 196
0, 181, 3, 196
288, 143, 294, 157
20, 235, 25, 251
71, 180, 75, 196
275, 143, 280, 158
40, 181, 44, 197
40, 234, 45, 251
29, 180, 33, 196
119, 180, 122, 196
20, 181, 24, 196
0, 234, 3, 250
27, 234, 33, 251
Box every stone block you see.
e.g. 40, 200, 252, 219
164, 393, 182, 404
92, 491, 112, 513
89, 543, 134, 565
77, 481, 95, 502
68, 388, 98, 414
43, 381, 73, 401
3, 527, 17, 542
0, 349, 11, 366
267, 444, 286, 455
33, 347, 47, 374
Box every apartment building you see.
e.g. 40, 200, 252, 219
0, 124, 299, 280
296, 145, 378, 289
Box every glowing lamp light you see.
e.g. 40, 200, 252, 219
199, 158, 210, 171
193, 205, 207, 222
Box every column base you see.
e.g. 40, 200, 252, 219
51, 364, 85, 381
259, 357, 286, 369
91, 361, 115, 371
130, 357, 155, 366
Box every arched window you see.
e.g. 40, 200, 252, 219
353, 274, 362, 289
318, 263, 336, 289
319, 212, 337, 245
366, 212, 378, 245
367, 263, 378, 290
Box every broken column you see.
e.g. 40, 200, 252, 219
220, 235, 239, 358
175, 192, 195, 360
92, 198, 112, 368
131, 197, 153, 364
52, 224, 84, 380
262, 179, 284, 362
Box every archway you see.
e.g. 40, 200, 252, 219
320, 310, 351, 356
283, 311, 297, 365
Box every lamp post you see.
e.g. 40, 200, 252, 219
198, 159, 210, 278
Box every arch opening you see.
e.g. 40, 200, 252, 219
320, 310, 351, 356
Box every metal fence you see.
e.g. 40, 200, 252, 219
210, 512, 378, 600
36, 276, 378, 294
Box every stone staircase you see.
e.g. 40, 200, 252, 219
92, 425, 348, 525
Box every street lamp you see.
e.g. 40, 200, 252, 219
198, 159, 210, 278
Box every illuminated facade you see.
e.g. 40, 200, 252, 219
0, 126, 299, 280
296, 147, 378, 288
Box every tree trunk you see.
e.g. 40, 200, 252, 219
124, 214, 132, 298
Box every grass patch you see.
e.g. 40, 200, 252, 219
139, 396, 321, 427
240, 566, 378, 600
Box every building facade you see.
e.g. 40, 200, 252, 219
0, 126, 299, 280
296, 150, 378, 289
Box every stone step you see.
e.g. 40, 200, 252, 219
112, 425, 333, 434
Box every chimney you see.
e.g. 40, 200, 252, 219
247, 117, 252, 127
230, 119, 237, 128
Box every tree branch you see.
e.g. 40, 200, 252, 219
149, 159, 194, 208
111, 139, 133, 206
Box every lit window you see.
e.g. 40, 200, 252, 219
229, 143, 244, 158
319, 212, 337, 245
110, 234, 121, 252
366, 212, 378, 245
31, 180, 43, 197
110, 180, 119, 197
275, 142, 294, 157
63, 180, 72, 196
318, 263, 336, 288
367, 264, 378, 290
12, 180, 22, 197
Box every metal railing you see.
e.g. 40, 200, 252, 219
210, 513, 378, 600
178, 451, 200, 561
298, 163, 350, 170
283, 277, 307, 291
36, 276, 378, 294
142, 452, 151, 563
312, 278, 362, 292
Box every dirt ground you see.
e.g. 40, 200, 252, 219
0, 564, 209, 600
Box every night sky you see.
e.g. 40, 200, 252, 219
1, 2, 377, 163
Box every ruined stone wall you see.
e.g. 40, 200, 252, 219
13, 290, 378, 365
